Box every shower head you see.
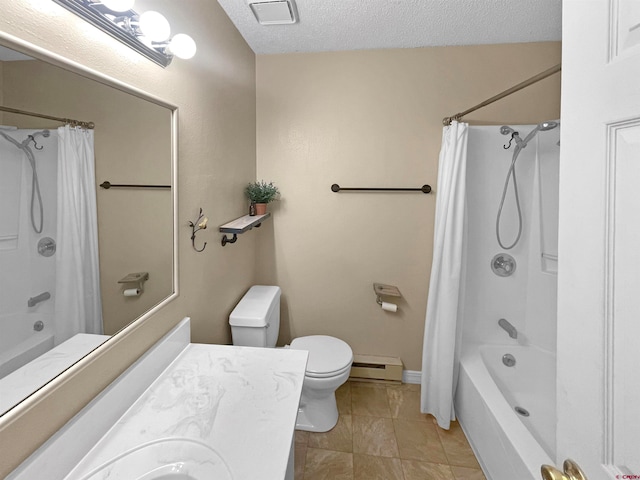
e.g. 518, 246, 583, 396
520, 120, 559, 146
500, 126, 517, 136
538, 121, 558, 131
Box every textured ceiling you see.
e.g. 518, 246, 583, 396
216, 0, 562, 55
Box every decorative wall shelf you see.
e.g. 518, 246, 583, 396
219, 213, 271, 246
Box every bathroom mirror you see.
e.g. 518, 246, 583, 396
0, 40, 177, 417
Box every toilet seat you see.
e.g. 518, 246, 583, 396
305, 363, 352, 379
290, 335, 353, 377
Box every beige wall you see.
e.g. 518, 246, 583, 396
2, 59, 173, 334
256, 43, 561, 370
0, 0, 256, 476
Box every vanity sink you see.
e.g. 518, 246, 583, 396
76, 438, 232, 480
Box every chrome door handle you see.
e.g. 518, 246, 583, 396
541, 459, 588, 480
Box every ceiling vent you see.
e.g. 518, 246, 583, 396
249, 0, 297, 25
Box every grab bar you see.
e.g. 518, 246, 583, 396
28, 291, 51, 307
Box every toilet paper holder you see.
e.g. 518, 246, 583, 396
118, 272, 149, 295
373, 283, 401, 311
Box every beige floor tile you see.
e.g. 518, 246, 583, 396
436, 421, 481, 469
351, 383, 391, 417
451, 465, 487, 480
295, 386, 484, 480
353, 454, 404, 480
304, 448, 354, 480
349, 380, 388, 388
336, 381, 352, 415
295, 443, 307, 480
402, 459, 456, 480
386, 385, 431, 422
387, 382, 421, 392
393, 418, 448, 464
296, 430, 309, 445
308, 414, 353, 453
352, 415, 399, 458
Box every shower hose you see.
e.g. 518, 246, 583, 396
495, 144, 523, 250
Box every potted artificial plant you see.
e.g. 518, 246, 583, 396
245, 180, 280, 215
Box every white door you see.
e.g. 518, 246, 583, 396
558, 0, 640, 478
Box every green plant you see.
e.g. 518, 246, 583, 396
245, 180, 280, 204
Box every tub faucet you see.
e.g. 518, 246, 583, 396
27, 291, 51, 308
498, 318, 518, 339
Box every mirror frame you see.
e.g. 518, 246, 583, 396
0, 30, 179, 422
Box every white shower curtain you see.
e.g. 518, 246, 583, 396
420, 121, 468, 430
54, 125, 102, 343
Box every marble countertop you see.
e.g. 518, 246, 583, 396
64, 343, 308, 480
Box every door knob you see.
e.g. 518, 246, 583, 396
541, 459, 588, 480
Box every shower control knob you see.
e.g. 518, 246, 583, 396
37, 237, 56, 257
491, 253, 516, 277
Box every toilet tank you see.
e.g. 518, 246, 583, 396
229, 285, 281, 347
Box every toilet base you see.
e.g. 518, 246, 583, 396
295, 391, 339, 433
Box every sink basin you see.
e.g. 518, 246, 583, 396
75, 438, 232, 480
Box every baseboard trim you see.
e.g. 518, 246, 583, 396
402, 370, 421, 384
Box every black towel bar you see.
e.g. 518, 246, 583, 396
331, 183, 431, 194
100, 181, 171, 190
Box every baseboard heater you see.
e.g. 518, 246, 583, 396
350, 354, 403, 383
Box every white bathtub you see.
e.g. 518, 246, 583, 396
455, 345, 556, 480
0, 312, 54, 379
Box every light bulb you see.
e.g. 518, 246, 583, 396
168, 33, 197, 59
101, 0, 135, 12
139, 11, 170, 42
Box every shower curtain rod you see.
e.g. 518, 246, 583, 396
442, 63, 561, 126
0, 105, 95, 129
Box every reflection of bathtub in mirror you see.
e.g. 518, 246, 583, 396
0, 333, 109, 414
0, 42, 176, 417
0, 312, 54, 379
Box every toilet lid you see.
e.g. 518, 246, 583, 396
290, 335, 353, 376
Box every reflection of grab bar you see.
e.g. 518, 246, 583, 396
27, 291, 50, 307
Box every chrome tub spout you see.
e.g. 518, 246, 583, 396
28, 291, 51, 307
498, 318, 518, 339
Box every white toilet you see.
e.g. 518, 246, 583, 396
229, 285, 353, 432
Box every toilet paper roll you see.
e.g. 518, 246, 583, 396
123, 288, 141, 297
381, 301, 398, 312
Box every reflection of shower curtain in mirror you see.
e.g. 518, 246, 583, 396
55, 125, 102, 342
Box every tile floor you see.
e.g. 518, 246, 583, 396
294, 381, 486, 480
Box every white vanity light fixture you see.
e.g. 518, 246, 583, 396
249, 0, 298, 25
166, 34, 198, 60
51, 0, 197, 67
138, 10, 171, 42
